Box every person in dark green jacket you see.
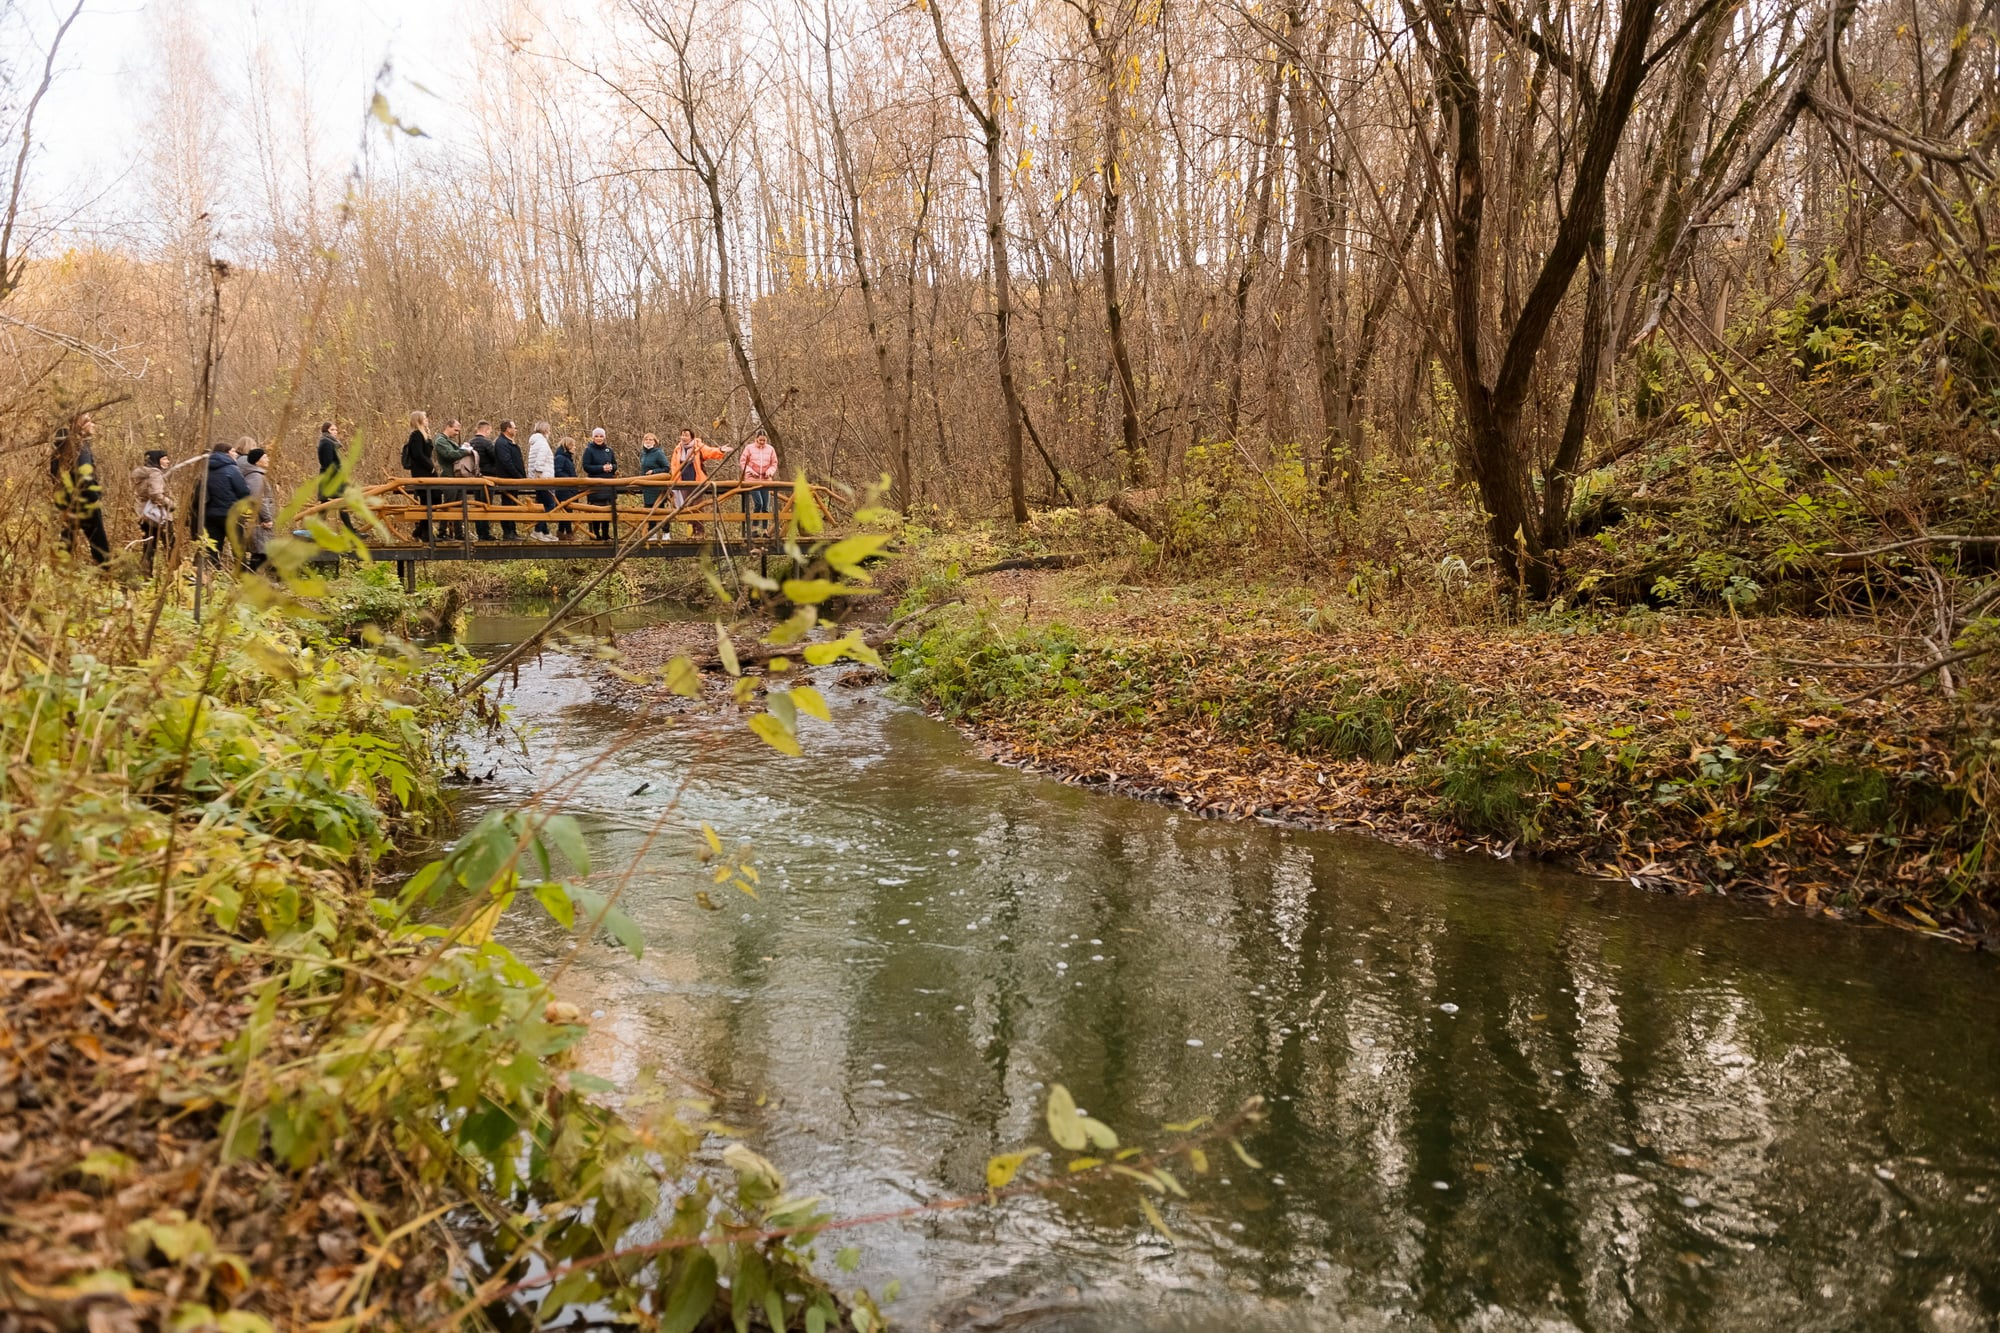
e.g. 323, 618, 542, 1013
638, 431, 672, 536
431, 417, 472, 540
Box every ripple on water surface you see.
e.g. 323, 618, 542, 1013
464, 637, 2000, 1332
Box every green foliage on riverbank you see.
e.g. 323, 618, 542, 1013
892, 606, 1997, 927
0, 507, 861, 1329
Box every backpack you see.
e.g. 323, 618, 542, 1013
403, 434, 436, 475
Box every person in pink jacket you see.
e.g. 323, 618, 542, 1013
740, 430, 778, 536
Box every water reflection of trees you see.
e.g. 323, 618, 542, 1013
514, 697, 2000, 1327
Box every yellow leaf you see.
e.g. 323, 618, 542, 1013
662, 656, 701, 697
715, 626, 739, 676
762, 608, 818, 646
1187, 1148, 1208, 1175
802, 631, 883, 668
1111, 1164, 1164, 1192
748, 713, 800, 756
1047, 1084, 1087, 1151
701, 822, 724, 856
792, 473, 823, 536
461, 895, 508, 946
823, 534, 889, 576
1138, 1195, 1177, 1243
723, 1143, 785, 1194
1066, 1157, 1104, 1173
1229, 1138, 1262, 1170
783, 578, 847, 605
985, 1149, 1044, 1190
790, 685, 830, 722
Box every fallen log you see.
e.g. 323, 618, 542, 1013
964, 553, 1093, 576
1103, 489, 1162, 540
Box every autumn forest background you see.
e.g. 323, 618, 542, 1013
3, 0, 1999, 912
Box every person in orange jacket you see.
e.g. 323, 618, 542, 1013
670, 427, 727, 536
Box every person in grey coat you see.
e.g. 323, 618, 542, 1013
241, 446, 276, 569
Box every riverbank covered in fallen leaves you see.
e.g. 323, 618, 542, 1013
887, 564, 2000, 944
0, 538, 857, 1331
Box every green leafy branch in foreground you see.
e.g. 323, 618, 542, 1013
642, 472, 895, 758
461, 1088, 1270, 1319
0, 492, 864, 1330
6, 473, 1267, 1330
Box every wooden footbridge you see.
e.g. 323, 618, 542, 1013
329, 478, 805, 587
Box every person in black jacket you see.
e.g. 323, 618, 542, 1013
198, 439, 252, 569
490, 419, 525, 540
316, 420, 356, 532
551, 435, 577, 538
402, 409, 437, 543
49, 411, 111, 566
467, 421, 497, 541
580, 428, 617, 540
316, 420, 342, 496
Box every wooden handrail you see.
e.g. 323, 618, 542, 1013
288, 474, 828, 558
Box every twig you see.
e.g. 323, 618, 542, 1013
1826, 534, 2000, 558
964, 553, 1091, 576
1841, 643, 1995, 705
460, 505, 689, 694
147, 618, 233, 999
683, 597, 958, 673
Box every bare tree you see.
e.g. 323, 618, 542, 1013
927, 0, 1030, 522
812, 0, 908, 504
613, 0, 790, 458
1073, 0, 1149, 486
0, 0, 85, 304
1408, 0, 1666, 589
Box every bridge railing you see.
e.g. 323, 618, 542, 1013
305, 476, 813, 554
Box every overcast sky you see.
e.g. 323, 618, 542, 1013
25, 0, 488, 227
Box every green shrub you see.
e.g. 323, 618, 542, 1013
1284, 679, 1467, 763
1438, 733, 1552, 841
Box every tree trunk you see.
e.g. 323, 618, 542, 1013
1419, 0, 1661, 591
1285, 27, 1343, 488
1225, 54, 1283, 440
821, 10, 907, 506
1539, 228, 1608, 553
929, 0, 1030, 523
1089, 2, 1146, 487
702, 158, 787, 459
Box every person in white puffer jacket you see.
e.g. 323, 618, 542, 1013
527, 420, 556, 540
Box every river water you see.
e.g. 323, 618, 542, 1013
462, 607, 2000, 1332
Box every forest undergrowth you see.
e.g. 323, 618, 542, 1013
0, 500, 871, 1331
887, 292, 2000, 941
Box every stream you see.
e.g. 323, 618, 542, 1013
460, 604, 2000, 1332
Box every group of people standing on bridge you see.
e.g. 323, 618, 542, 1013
399, 412, 781, 543
44, 407, 787, 573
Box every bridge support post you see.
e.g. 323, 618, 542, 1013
397, 560, 415, 594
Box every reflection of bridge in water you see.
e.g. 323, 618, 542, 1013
337, 477, 808, 587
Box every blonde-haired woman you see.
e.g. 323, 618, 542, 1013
402, 409, 438, 542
